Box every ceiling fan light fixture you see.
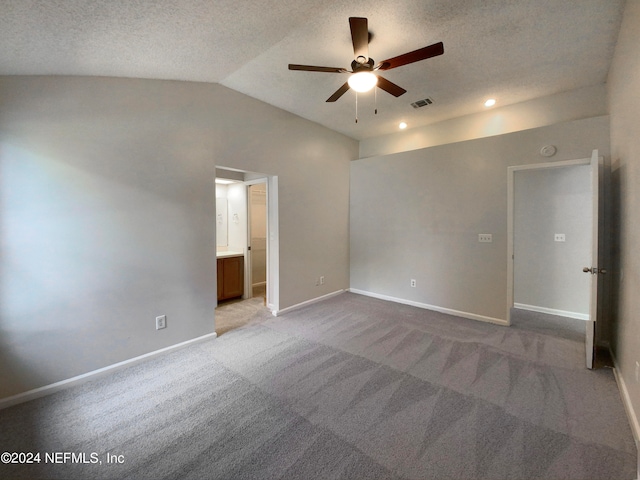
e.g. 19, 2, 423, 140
348, 71, 378, 92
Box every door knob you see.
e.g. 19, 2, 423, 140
583, 267, 593, 273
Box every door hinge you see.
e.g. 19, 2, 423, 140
583, 267, 607, 275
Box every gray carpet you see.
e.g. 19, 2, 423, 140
0, 293, 636, 479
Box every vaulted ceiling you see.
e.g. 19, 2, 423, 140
0, 0, 625, 140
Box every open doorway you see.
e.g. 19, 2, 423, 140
513, 163, 592, 320
506, 153, 603, 368
214, 168, 278, 336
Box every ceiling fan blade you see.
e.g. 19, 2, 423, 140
376, 76, 407, 97
326, 82, 350, 102
349, 17, 369, 62
289, 64, 345, 73
377, 42, 444, 70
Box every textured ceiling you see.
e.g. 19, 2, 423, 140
0, 0, 625, 140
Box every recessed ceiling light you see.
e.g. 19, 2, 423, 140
399, 122, 407, 129
484, 98, 496, 107
215, 179, 236, 185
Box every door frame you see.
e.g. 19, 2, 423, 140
215, 167, 279, 314
506, 154, 602, 368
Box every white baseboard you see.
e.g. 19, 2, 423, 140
514, 303, 589, 320
252, 281, 267, 288
0, 331, 217, 411
273, 290, 346, 316
611, 353, 640, 480
349, 289, 508, 326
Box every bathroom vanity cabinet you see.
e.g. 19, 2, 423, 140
217, 255, 244, 301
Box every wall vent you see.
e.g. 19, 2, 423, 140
411, 97, 434, 109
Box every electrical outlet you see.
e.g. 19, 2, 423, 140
156, 315, 167, 330
320, 276, 325, 285
478, 234, 492, 243
554, 233, 566, 242
410, 279, 416, 288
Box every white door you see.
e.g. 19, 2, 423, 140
246, 184, 254, 299
246, 181, 268, 301
584, 149, 603, 369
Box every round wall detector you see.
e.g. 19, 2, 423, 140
540, 145, 557, 157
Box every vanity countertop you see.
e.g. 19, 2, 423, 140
217, 250, 244, 258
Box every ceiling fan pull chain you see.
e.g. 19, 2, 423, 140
375, 87, 378, 115
355, 91, 358, 123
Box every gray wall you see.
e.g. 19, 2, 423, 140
0, 76, 356, 400
514, 165, 592, 317
350, 116, 609, 322
359, 85, 608, 159
204, 87, 355, 310
607, 0, 640, 443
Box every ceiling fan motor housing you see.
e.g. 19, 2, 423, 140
352, 58, 374, 72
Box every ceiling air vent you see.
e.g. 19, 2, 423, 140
411, 97, 434, 109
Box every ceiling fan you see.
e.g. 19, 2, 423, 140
288, 17, 444, 103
